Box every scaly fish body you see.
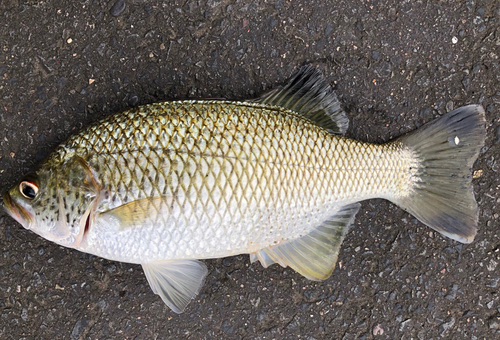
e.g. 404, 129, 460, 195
46, 101, 416, 263
3, 66, 485, 313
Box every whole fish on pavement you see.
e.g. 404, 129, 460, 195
2, 66, 486, 313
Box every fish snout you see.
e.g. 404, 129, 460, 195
2, 191, 33, 229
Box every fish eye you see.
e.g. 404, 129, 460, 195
19, 181, 38, 200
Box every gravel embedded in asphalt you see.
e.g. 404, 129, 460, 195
0, 0, 499, 338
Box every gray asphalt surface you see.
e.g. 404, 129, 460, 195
1, 0, 499, 339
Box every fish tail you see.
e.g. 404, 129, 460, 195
393, 105, 486, 243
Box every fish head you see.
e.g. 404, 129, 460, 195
3, 156, 100, 248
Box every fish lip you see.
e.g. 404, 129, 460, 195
2, 191, 33, 228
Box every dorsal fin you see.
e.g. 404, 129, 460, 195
252, 65, 349, 134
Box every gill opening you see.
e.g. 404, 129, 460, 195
84, 211, 91, 236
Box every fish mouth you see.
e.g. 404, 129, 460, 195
2, 191, 34, 229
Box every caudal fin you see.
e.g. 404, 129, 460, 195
394, 105, 486, 243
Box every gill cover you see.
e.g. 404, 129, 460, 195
53, 156, 102, 246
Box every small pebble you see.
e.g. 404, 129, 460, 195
21, 308, 28, 322
128, 94, 139, 106
110, 0, 126, 17
490, 319, 500, 330
452, 36, 458, 44
439, 318, 455, 334
107, 264, 117, 273
373, 324, 384, 335
372, 50, 381, 61
473, 169, 483, 178
324, 24, 333, 36
71, 319, 88, 340
56, 77, 68, 91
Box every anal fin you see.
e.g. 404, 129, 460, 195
250, 203, 360, 280
142, 259, 208, 313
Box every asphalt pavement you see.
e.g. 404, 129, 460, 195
0, 0, 499, 339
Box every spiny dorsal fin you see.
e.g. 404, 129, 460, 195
250, 203, 360, 280
252, 65, 349, 134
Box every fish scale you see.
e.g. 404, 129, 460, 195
44, 100, 417, 263
3, 66, 484, 313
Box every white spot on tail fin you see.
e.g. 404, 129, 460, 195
448, 135, 460, 146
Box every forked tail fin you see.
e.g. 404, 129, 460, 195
394, 105, 486, 243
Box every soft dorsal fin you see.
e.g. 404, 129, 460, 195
142, 259, 208, 313
250, 203, 360, 280
252, 65, 349, 134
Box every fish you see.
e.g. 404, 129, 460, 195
2, 66, 486, 313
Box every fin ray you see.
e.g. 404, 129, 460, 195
252, 65, 349, 134
394, 105, 486, 243
142, 259, 208, 313
250, 203, 360, 280
101, 196, 170, 230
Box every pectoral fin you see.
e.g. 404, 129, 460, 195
101, 196, 171, 230
142, 260, 208, 314
250, 203, 360, 280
